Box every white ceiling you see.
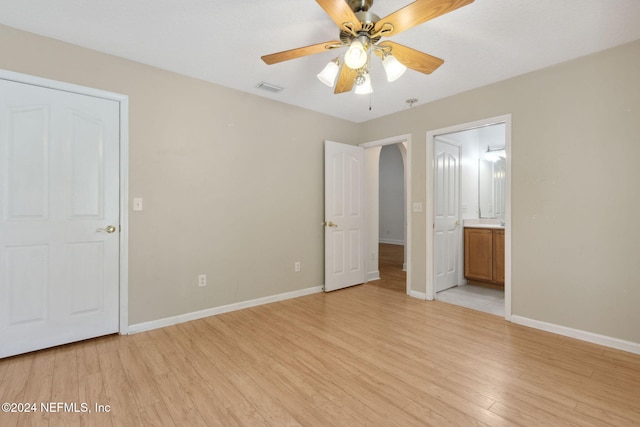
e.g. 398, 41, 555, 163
2, 0, 640, 123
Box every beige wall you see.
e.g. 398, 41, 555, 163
0, 24, 360, 324
2, 24, 639, 344
361, 39, 640, 344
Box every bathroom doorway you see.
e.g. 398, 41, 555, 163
426, 115, 512, 319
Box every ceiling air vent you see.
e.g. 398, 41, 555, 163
256, 81, 284, 93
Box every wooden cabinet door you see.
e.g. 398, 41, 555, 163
493, 230, 505, 284
464, 228, 493, 281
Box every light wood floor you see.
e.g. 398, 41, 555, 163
2, 266, 640, 425
371, 243, 406, 293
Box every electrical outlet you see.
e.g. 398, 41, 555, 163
198, 274, 207, 287
294, 262, 301, 272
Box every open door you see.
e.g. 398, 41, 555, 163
434, 139, 461, 292
324, 140, 366, 292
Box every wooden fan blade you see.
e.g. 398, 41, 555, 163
262, 40, 341, 65
374, 0, 474, 37
379, 41, 444, 74
334, 64, 358, 94
316, 0, 362, 33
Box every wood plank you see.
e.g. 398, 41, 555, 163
78, 372, 112, 427
17, 349, 54, 426
0, 354, 33, 427
155, 371, 210, 427
97, 341, 145, 427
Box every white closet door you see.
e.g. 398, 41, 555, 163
0, 79, 120, 358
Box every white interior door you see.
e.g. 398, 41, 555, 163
0, 78, 120, 358
434, 139, 460, 293
324, 141, 365, 292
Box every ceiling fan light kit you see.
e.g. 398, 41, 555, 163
354, 71, 373, 94
382, 53, 407, 82
344, 38, 369, 69
261, 0, 475, 95
317, 58, 341, 86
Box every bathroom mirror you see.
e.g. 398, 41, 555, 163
478, 154, 505, 218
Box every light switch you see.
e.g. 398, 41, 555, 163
413, 202, 423, 213
133, 198, 143, 211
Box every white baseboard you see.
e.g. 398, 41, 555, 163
128, 285, 324, 335
409, 290, 427, 300
511, 315, 640, 355
379, 239, 405, 245
367, 271, 381, 281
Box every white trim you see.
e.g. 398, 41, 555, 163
118, 97, 130, 334
0, 70, 125, 102
426, 115, 512, 321
360, 134, 411, 149
129, 285, 324, 334
511, 315, 640, 355
0, 69, 130, 334
360, 134, 412, 296
409, 290, 427, 300
367, 271, 381, 281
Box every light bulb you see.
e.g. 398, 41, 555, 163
345, 40, 368, 69
317, 60, 340, 87
483, 148, 506, 162
354, 72, 373, 95
382, 54, 407, 82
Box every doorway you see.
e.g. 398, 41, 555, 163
360, 134, 411, 295
426, 115, 512, 320
377, 144, 406, 292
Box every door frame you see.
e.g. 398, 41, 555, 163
360, 134, 412, 295
426, 115, 512, 320
0, 69, 130, 334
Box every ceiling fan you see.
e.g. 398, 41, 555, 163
261, 0, 474, 94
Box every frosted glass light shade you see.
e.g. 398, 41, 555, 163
345, 40, 368, 69
317, 60, 340, 87
483, 149, 506, 162
354, 73, 373, 95
382, 54, 407, 82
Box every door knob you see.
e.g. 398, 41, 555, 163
324, 221, 338, 228
97, 225, 117, 233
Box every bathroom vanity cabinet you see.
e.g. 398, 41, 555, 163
464, 227, 504, 286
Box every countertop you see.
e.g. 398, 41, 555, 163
463, 219, 505, 229
464, 224, 504, 229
